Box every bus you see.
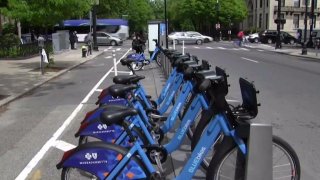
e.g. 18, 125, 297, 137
54, 19, 129, 42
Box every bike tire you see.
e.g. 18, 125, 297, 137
205, 135, 301, 180
155, 52, 162, 67
78, 126, 149, 146
61, 142, 150, 180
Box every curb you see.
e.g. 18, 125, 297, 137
0, 52, 104, 108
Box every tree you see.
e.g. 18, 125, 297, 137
168, 0, 248, 34
1, 0, 92, 28
97, 0, 129, 18
127, 0, 153, 33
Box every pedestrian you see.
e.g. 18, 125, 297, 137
237, 30, 245, 47
73, 31, 78, 49
69, 31, 75, 49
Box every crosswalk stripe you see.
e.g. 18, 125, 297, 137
206, 47, 213, 49
194, 46, 200, 49
105, 56, 112, 59
240, 48, 249, 51
217, 47, 226, 49
116, 48, 121, 51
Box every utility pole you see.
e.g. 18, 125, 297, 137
302, 0, 308, 55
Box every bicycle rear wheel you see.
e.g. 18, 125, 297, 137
205, 136, 300, 180
131, 61, 144, 71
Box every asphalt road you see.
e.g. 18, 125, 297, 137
0, 41, 319, 179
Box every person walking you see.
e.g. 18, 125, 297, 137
69, 31, 75, 50
237, 30, 245, 47
73, 31, 78, 49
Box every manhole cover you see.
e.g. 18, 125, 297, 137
0, 94, 10, 101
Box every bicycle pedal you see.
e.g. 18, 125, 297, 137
154, 153, 164, 173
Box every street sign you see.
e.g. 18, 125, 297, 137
216, 23, 220, 29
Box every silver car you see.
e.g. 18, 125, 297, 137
84, 32, 123, 46
168, 32, 204, 45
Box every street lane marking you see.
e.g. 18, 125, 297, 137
15, 48, 132, 180
111, 70, 131, 74
95, 89, 103, 92
116, 48, 121, 51
240, 48, 249, 51
206, 47, 213, 49
105, 56, 112, 59
241, 57, 259, 63
258, 49, 264, 52
194, 46, 200, 49
53, 140, 76, 152
217, 47, 226, 49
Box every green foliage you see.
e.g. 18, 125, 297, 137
2, 0, 92, 28
1, 23, 16, 34
0, 33, 20, 46
127, 0, 153, 33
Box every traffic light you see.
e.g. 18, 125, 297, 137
0, 0, 8, 7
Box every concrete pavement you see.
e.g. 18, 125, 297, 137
0, 46, 105, 107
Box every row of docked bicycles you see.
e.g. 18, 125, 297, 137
56, 42, 300, 180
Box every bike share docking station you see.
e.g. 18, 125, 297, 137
160, 53, 273, 179
238, 122, 273, 180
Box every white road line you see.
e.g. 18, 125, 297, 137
231, 48, 240, 51
111, 70, 131, 74
53, 140, 76, 152
194, 46, 200, 49
95, 89, 103, 92
217, 47, 226, 49
116, 48, 121, 51
105, 56, 112, 59
104, 49, 108, 52
240, 48, 249, 51
240, 57, 259, 63
206, 47, 213, 49
108, 46, 112, 49
15, 48, 132, 180
258, 49, 264, 52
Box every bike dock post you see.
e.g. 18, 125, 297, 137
244, 123, 273, 180
113, 50, 117, 76
182, 40, 185, 55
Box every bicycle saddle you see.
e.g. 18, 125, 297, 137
99, 104, 129, 111
100, 108, 138, 125
108, 84, 137, 97
120, 58, 136, 66
113, 75, 145, 84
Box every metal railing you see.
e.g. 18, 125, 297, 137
0, 41, 52, 59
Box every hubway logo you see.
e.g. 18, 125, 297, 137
85, 153, 98, 160
97, 124, 108, 130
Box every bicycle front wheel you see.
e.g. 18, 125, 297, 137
206, 135, 300, 180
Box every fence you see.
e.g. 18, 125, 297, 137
0, 41, 52, 59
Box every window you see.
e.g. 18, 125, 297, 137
260, 0, 263, 8
259, 13, 262, 28
267, 0, 269, 7
281, 0, 285, 6
302, 0, 310, 6
293, 0, 300, 7
293, 14, 299, 28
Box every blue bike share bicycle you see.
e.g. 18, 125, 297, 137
58, 62, 299, 179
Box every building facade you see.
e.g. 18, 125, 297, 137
242, 0, 320, 35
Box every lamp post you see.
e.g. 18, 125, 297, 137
164, 0, 168, 48
307, 0, 315, 47
275, 0, 282, 49
302, 0, 308, 55
92, 0, 99, 51
215, 0, 220, 41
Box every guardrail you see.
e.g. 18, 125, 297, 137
0, 41, 52, 59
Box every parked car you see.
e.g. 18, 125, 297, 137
168, 32, 205, 45
84, 32, 123, 46
185, 31, 213, 42
248, 33, 260, 43
259, 30, 297, 44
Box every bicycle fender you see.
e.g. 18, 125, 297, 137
56, 142, 148, 179
97, 95, 128, 107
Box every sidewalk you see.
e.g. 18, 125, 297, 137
244, 43, 320, 60
0, 47, 105, 107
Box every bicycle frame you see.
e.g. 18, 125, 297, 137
104, 113, 246, 180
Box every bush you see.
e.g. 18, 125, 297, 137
2, 23, 16, 35
0, 33, 21, 47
